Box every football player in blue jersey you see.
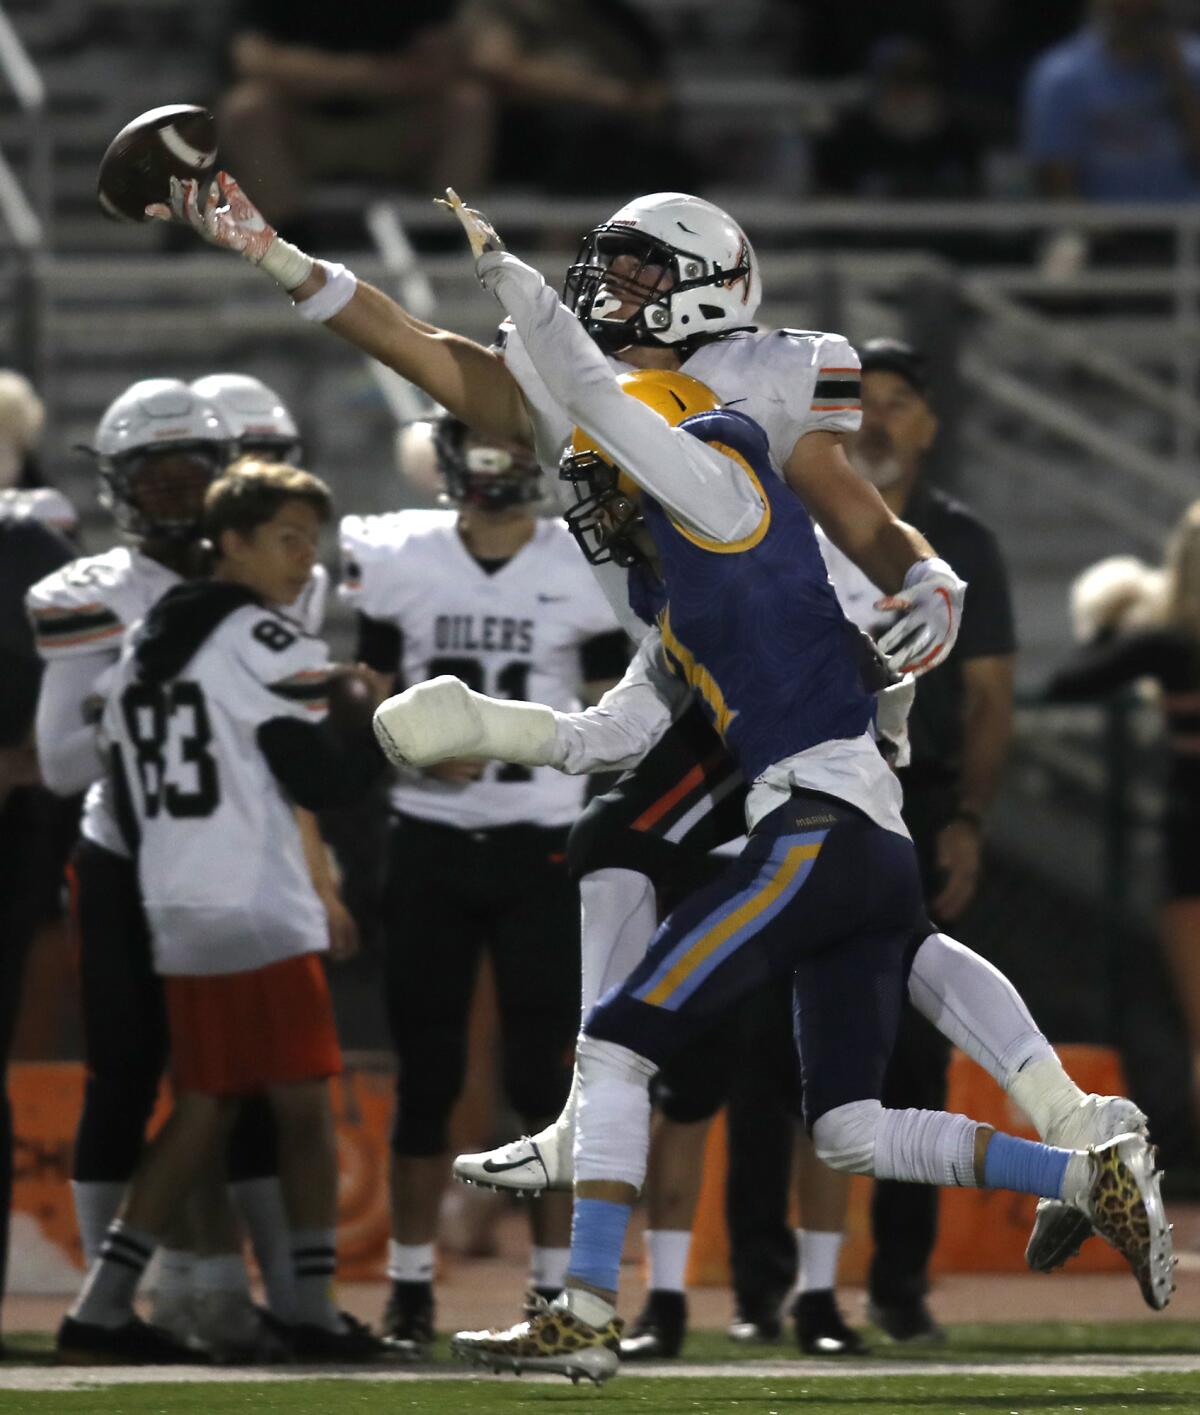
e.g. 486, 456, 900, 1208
372, 213, 1175, 1384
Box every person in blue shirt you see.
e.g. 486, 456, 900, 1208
1023, 0, 1200, 201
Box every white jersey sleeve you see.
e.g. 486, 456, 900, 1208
226, 607, 334, 726
338, 510, 446, 625
26, 552, 135, 660
550, 630, 687, 775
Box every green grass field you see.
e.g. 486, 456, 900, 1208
3, 1324, 1199, 1413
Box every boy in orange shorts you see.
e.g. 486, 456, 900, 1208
58, 461, 393, 1363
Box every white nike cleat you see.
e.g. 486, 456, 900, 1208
1069, 1132, 1175, 1310
454, 1110, 575, 1196
1025, 1094, 1148, 1273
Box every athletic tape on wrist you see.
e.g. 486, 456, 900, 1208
294, 261, 358, 321
259, 236, 315, 291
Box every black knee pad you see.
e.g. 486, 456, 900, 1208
390, 1028, 467, 1156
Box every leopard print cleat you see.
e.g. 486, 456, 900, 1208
451, 1300, 622, 1385
1078, 1132, 1176, 1311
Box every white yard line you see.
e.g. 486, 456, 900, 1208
2, 1355, 1200, 1390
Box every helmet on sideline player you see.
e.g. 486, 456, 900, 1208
190, 372, 303, 465
564, 192, 762, 355
90, 378, 229, 540
560, 368, 720, 566
395, 413, 542, 511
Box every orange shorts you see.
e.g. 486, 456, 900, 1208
164, 953, 342, 1096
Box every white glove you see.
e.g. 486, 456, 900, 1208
373, 675, 557, 769
146, 171, 313, 289
434, 186, 505, 260
875, 676, 916, 769
875, 557, 966, 676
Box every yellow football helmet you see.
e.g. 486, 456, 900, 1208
561, 370, 720, 566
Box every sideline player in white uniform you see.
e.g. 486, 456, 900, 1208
339, 413, 626, 1351
372, 269, 1172, 1380
57, 461, 395, 1364
27, 376, 336, 1357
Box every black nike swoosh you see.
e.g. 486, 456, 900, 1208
481, 1153, 542, 1174
537, 594, 567, 603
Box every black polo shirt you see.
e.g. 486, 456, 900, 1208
0, 513, 73, 745
899, 481, 1016, 787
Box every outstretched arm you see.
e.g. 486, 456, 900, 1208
149, 174, 531, 444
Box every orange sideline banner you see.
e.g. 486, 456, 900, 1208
9, 1045, 1128, 1294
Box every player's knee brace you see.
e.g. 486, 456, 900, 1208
574, 1034, 657, 1190
811, 1099, 882, 1174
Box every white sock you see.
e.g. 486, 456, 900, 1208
908, 933, 1072, 1114
579, 869, 657, 1014
230, 1177, 296, 1321
530, 1245, 570, 1292
796, 1229, 843, 1295
70, 1181, 126, 1266
645, 1229, 691, 1293
291, 1228, 339, 1329
387, 1239, 434, 1285
152, 1247, 194, 1301
554, 1284, 615, 1329
193, 1252, 250, 1297
1007, 1056, 1088, 1143
71, 1220, 155, 1328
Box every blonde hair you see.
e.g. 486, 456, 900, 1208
1163, 499, 1200, 641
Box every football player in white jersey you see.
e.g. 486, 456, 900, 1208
339, 412, 626, 1352
149, 174, 961, 1209
27, 376, 338, 1357
57, 461, 396, 1364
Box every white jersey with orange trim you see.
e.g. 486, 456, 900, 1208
499, 301, 860, 639
339, 509, 622, 831
26, 547, 328, 857
102, 602, 333, 976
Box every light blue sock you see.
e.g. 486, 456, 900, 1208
982, 1132, 1071, 1198
566, 1198, 633, 1294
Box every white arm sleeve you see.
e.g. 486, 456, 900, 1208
478, 251, 764, 545
549, 631, 686, 775
35, 653, 109, 795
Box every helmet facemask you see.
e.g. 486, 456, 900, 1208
559, 447, 647, 567
98, 443, 223, 541
565, 223, 753, 354
434, 417, 542, 511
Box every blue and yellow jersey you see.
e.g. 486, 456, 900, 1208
642, 407, 874, 784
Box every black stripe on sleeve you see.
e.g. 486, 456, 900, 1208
355, 613, 403, 677
33, 606, 121, 640
269, 674, 331, 704
813, 375, 861, 400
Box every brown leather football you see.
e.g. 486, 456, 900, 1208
97, 104, 217, 224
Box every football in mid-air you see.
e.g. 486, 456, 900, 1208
97, 104, 217, 224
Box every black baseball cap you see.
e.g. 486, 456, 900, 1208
858, 338, 930, 397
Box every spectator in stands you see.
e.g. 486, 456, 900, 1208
1047, 505, 1200, 1134
217, 0, 490, 238
459, 0, 691, 194
811, 36, 983, 199
0, 504, 73, 1356
1023, 0, 1200, 201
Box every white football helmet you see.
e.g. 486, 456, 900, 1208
190, 372, 302, 464
92, 378, 229, 538
564, 192, 761, 354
